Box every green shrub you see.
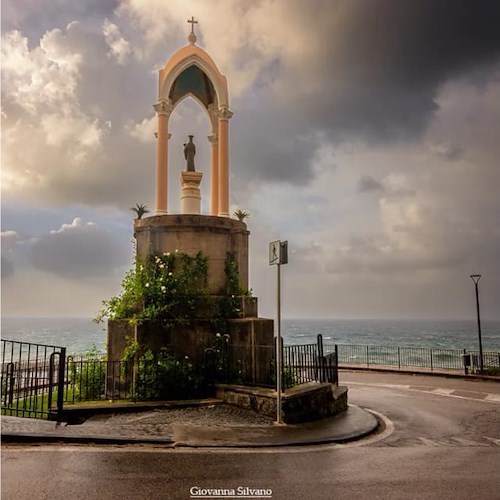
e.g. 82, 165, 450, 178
95, 251, 209, 325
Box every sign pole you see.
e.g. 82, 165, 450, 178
276, 261, 282, 424
269, 240, 287, 425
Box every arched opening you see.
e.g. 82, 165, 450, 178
169, 65, 217, 109
167, 96, 212, 214
154, 41, 232, 216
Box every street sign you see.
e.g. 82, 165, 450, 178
269, 240, 288, 265
269, 241, 280, 265
280, 240, 288, 265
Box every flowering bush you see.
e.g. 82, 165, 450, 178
95, 250, 209, 325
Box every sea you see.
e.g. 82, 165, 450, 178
2, 317, 500, 355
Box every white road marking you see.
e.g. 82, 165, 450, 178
484, 437, 500, 446
415, 437, 498, 447
431, 388, 455, 395
417, 437, 444, 446
485, 394, 500, 402
450, 437, 489, 447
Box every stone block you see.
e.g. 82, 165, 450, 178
216, 383, 348, 423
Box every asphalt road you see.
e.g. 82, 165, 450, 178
2, 371, 500, 500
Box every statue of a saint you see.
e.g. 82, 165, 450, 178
183, 135, 196, 171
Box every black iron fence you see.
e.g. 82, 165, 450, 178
1, 339, 66, 419
283, 335, 338, 387
65, 354, 211, 403
324, 343, 500, 374
2, 335, 337, 419
218, 335, 337, 389
219, 343, 275, 388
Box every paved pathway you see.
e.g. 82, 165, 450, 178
1, 402, 377, 447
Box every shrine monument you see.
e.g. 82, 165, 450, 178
107, 18, 274, 374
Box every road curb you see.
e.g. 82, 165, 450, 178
1, 432, 175, 446
1, 406, 379, 448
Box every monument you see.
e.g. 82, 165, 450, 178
107, 18, 274, 379
180, 135, 203, 214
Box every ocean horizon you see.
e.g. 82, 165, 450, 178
2, 316, 500, 355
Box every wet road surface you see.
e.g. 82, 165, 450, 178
3, 371, 499, 500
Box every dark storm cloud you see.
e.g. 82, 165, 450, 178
1, 256, 15, 279
1, 231, 22, 279
232, 0, 500, 185
29, 219, 129, 279
232, 98, 317, 186
297, 0, 500, 140
357, 175, 385, 193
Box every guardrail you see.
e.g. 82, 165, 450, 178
1, 339, 66, 419
323, 343, 500, 374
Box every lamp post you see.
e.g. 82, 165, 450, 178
470, 274, 483, 373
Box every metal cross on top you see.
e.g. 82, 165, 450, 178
188, 16, 198, 34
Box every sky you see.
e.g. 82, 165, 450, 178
2, 0, 500, 320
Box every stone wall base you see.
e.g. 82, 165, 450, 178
216, 383, 348, 424
107, 315, 274, 363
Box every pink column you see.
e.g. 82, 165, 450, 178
153, 101, 172, 214
209, 134, 219, 216
217, 107, 233, 217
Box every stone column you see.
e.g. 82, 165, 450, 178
208, 133, 219, 216
217, 107, 233, 217
153, 100, 172, 214
180, 171, 203, 214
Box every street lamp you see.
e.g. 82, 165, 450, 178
470, 274, 483, 373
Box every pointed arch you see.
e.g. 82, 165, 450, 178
154, 42, 232, 216
158, 45, 229, 108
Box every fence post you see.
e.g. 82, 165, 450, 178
398, 347, 401, 370
48, 353, 56, 414
57, 348, 66, 421
430, 349, 433, 372
280, 337, 285, 390
366, 345, 370, 367
464, 349, 468, 375
334, 344, 339, 385
317, 334, 324, 383
5, 363, 15, 406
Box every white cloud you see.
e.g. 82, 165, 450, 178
1, 25, 82, 114
102, 19, 131, 65
126, 115, 156, 143
1, 22, 109, 198
1, 230, 21, 250
50, 218, 95, 234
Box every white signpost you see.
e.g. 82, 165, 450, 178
269, 240, 288, 424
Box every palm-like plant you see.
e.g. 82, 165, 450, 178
233, 209, 249, 222
130, 203, 150, 219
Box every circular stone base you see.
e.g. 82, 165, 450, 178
134, 214, 249, 294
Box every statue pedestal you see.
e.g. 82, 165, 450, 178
180, 171, 203, 214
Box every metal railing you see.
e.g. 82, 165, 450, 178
65, 355, 210, 403
62, 337, 339, 404
1, 339, 66, 419
283, 336, 338, 387
220, 343, 276, 388
324, 343, 500, 374
2, 336, 339, 416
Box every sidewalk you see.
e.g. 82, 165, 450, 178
340, 364, 500, 381
1, 402, 378, 448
